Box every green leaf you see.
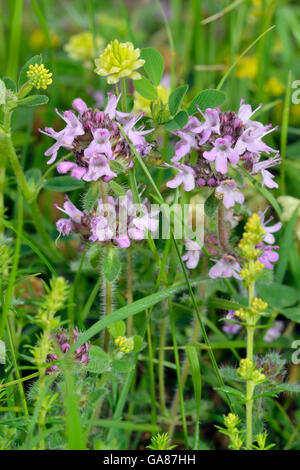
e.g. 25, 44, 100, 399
275, 208, 299, 283
169, 85, 189, 116
133, 335, 143, 352
25, 168, 42, 185
19, 94, 49, 107
134, 76, 158, 100
280, 307, 300, 323
44, 176, 85, 192
3, 77, 17, 93
112, 359, 135, 373
83, 183, 101, 212
164, 110, 189, 131
141, 47, 164, 86
108, 320, 126, 338
207, 297, 245, 311
103, 248, 121, 283
204, 191, 220, 218
86, 346, 110, 373
18, 54, 42, 89
186, 344, 202, 449
68, 277, 208, 353
188, 89, 226, 115
257, 282, 299, 309
109, 180, 126, 197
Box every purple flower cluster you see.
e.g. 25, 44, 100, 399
46, 328, 90, 374
182, 208, 281, 278
40, 94, 152, 181
55, 190, 158, 248
166, 100, 280, 209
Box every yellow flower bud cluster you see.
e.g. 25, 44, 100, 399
114, 336, 134, 354
250, 297, 268, 315
235, 297, 268, 322
224, 413, 240, 430
238, 213, 266, 260
223, 413, 243, 450
239, 260, 265, 284
26, 63, 53, 90
238, 214, 266, 285
238, 358, 266, 384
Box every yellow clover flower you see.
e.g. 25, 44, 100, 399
94, 40, 145, 84
133, 84, 170, 117
26, 63, 52, 90
265, 77, 284, 97
236, 56, 258, 80
65, 31, 103, 62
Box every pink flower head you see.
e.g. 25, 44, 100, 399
166, 163, 196, 192
41, 93, 153, 178
257, 243, 279, 269
203, 136, 239, 174
209, 255, 241, 279
82, 154, 117, 182
252, 155, 281, 189
215, 180, 245, 209
237, 99, 263, 127
222, 310, 242, 335
182, 238, 202, 269
264, 321, 284, 343
235, 124, 278, 156
258, 208, 282, 244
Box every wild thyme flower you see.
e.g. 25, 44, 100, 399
41, 94, 153, 175
46, 328, 90, 375
26, 63, 52, 90
165, 99, 280, 204
94, 40, 145, 84
65, 31, 103, 62
55, 190, 158, 248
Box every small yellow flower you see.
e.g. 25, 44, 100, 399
65, 31, 103, 62
133, 84, 170, 117
95, 40, 145, 84
236, 56, 258, 80
265, 77, 284, 97
26, 63, 52, 90
29, 28, 60, 50
114, 336, 134, 354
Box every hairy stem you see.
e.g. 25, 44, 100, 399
246, 261, 255, 449
158, 316, 167, 415
147, 317, 157, 427
126, 247, 133, 335
218, 203, 230, 253
103, 279, 112, 352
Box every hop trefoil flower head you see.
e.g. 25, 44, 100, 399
26, 63, 52, 90
94, 40, 145, 84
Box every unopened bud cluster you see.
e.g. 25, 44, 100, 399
36, 277, 69, 330
238, 358, 266, 384
26, 63, 53, 90
222, 413, 243, 450
114, 336, 134, 354
235, 297, 268, 322
238, 213, 266, 284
